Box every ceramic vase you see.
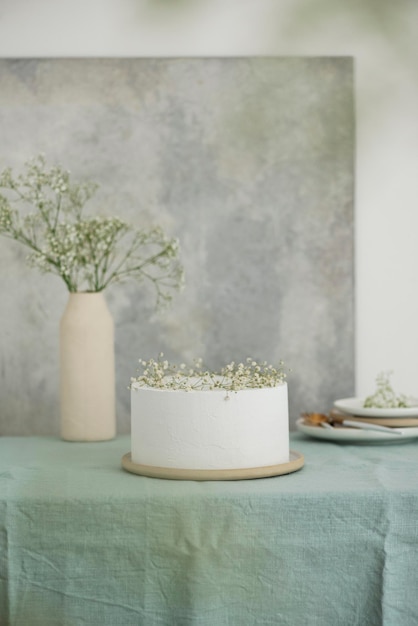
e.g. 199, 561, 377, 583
60, 292, 116, 441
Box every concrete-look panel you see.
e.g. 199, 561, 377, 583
0, 58, 354, 435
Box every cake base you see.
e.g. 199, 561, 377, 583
121, 450, 304, 481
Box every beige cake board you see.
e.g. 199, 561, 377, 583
121, 450, 304, 481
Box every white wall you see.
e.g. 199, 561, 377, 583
1, 0, 417, 398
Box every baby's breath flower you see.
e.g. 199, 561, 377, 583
131, 357, 288, 392
0, 155, 183, 303
364, 372, 411, 408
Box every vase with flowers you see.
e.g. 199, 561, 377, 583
0, 156, 184, 441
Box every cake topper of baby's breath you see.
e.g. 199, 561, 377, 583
131, 354, 288, 392
364, 371, 410, 408
0, 155, 184, 305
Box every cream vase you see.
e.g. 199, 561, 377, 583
60, 292, 116, 441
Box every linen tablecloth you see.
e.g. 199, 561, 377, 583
1, 434, 418, 626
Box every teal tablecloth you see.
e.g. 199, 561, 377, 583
1, 434, 418, 626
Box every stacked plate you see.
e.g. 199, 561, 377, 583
297, 397, 418, 444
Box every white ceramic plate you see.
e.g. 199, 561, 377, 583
333, 397, 418, 418
296, 418, 418, 444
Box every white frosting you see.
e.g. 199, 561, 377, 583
131, 383, 289, 470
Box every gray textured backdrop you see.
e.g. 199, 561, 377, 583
0, 57, 354, 435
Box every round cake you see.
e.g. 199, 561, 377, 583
130, 382, 289, 470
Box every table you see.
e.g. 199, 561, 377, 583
1, 434, 418, 626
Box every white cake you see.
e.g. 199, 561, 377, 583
130, 382, 289, 470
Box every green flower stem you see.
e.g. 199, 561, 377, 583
2, 228, 74, 291
100, 245, 162, 290
52, 194, 62, 233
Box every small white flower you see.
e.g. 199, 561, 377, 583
133, 356, 287, 391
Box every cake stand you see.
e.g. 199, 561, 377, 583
121, 449, 304, 481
